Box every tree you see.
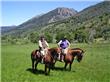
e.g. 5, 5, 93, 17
88, 29, 96, 43
29, 32, 39, 43
102, 29, 110, 40
56, 32, 65, 43
44, 32, 53, 43
74, 30, 88, 43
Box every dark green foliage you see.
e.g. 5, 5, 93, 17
29, 32, 39, 43
74, 30, 88, 43
56, 32, 65, 42
102, 28, 110, 40
44, 32, 53, 43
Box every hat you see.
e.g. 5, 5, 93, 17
40, 35, 45, 40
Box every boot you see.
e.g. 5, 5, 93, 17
60, 54, 64, 62
41, 58, 44, 64
58, 54, 60, 60
41, 55, 44, 64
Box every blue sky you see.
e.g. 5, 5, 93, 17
1, 0, 103, 26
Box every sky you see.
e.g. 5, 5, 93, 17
1, 0, 104, 26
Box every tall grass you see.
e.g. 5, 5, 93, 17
1, 43, 110, 82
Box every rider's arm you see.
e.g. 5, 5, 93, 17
67, 40, 70, 47
45, 41, 49, 48
58, 40, 62, 47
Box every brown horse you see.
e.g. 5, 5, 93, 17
64, 48, 84, 71
31, 48, 58, 75
52, 48, 84, 71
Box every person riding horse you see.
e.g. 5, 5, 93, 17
58, 36, 70, 62
38, 36, 49, 63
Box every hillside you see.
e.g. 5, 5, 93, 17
18, 7, 77, 29
39, 1, 110, 42
1, 26, 17, 33
2, 7, 77, 35
2, 1, 110, 43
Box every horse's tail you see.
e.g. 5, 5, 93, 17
31, 50, 35, 60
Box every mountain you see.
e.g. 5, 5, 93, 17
2, 7, 77, 35
2, 1, 110, 43
17, 7, 77, 29
40, 1, 110, 30
74, 1, 110, 22
38, 1, 110, 42
1, 26, 17, 33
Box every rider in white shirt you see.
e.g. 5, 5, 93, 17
38, 36, 49, 63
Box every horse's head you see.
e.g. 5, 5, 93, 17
71, 48, 84, 62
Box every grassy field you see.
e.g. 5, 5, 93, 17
1, 43, 110, 82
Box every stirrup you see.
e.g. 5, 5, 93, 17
60, 59, 64, 62
41, 59, 44, 64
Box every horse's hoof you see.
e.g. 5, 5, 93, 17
32, 70, 36, 73
45, 72, 50, 75
68, 69, 71, 71
35, 69, 38, 71
45, 74, 49, 76
45, 73, 48, 75
63, 68, 66, 71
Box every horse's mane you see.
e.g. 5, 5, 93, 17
35, 49, 39, 54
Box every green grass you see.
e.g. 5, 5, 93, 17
1, 43, 110, 82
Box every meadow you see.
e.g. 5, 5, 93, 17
1, 43, 110, 82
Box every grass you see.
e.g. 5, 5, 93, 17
1, 43, 110, 82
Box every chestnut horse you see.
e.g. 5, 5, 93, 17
31, 48, 58, 75
52, 48, 84, 71
64, 48, 84, 71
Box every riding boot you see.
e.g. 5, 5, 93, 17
61, 55, 64, 62
58, 54, 60, 60
60, 54, 63, 62
41, 59, 44, 64
60, 54, 62, 61
41, 55, 44, 64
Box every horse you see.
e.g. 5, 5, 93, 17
52, 48, 84, 71
64, 48, 84, 71
31, 48, 58, 75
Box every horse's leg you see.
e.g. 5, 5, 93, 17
47, 64, 51, 75
32, 59, 35, 71
45, 63, 51, 75
35, 60, 39, 71
69, 62, 72, 71
51, 61, 56, 70
45, 64, 48, 75
69, 58, 74, 71
64, 62, 68, 70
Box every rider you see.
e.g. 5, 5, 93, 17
58, 36, 70, 62
38, 36, 49, 63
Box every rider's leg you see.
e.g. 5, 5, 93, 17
60, 49, 65, 62
44, 48, 48, 55
64, 48, 68, 55
41, 50, 45, 63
